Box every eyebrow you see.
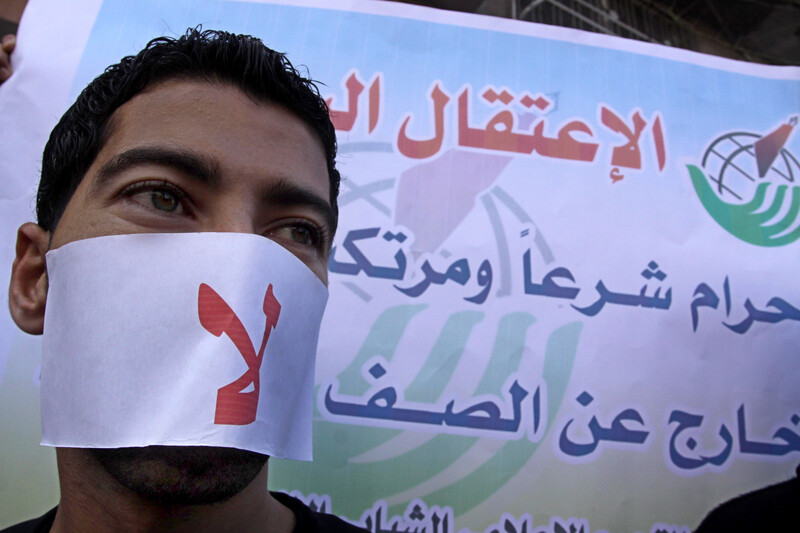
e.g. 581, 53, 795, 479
262, 178, 337, 242
94, 146, 221, 189
92, 145, 336, 241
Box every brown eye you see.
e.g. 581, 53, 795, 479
268, 222, 323, 248
289, 225, 313, 245
150, 189, 180, 212
123, 181, 188, 215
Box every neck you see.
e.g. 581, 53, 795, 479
51, 448, 294, 533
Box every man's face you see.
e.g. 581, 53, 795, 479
46, 78, 334, 503
51, 78, 333, 283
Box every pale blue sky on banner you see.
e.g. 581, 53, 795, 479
73, 0, 799, 164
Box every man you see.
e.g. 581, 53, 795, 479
0, 0, 24, 82
5, 28, 366, 532
0, 33, 14, 82
694, 463, 799, 532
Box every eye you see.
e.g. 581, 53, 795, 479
287, 225, 314, 245
122, 181, 188, 215
149, 189, 181, 212
268, 221, 325, 248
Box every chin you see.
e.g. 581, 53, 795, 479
90, 445, 269, 505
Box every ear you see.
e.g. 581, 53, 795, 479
8, 222, 50, 335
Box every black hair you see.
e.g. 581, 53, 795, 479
37, 27, 339, 231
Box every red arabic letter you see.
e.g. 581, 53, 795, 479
457, 87, 486, 149
532, 120, 599, 161
600, 106, 647, 169
397, 83, 450, 159
262, 284, 281, 332
651, 114, 666, 172
368, 75, 381, 134
478, 110, 539, 154
326, 72, 365, 132
198, 283, 281, 425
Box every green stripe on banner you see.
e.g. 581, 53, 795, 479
272, 312, 584, 520
401, 321, 583, 517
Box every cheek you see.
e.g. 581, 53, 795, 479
49, 214, 93, 250
309, 257, 329, 287
50, 207, 131, 248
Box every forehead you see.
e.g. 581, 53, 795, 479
94, 78, 329, 200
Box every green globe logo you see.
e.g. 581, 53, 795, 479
687, 117, 800, 247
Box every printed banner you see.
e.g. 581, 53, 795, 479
0, 0, 798, 531
42, 233, 327, 459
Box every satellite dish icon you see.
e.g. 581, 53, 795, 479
687, 115, 800, 247
699, 116, 798, 204
754, 116, 797, 178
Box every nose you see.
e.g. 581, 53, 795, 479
209, 221, 256, 234
206, 201, 258, 235
202, 194, 330, 286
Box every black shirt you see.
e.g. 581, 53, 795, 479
1, 492, 366, 533
694, 464, 800, 532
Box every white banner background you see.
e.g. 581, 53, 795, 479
1, 1, 798, 531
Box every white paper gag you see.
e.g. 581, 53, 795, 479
41, 233, 328, 460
